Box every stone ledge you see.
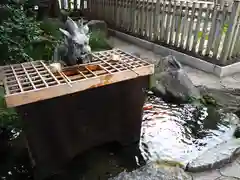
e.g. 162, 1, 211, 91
186, 139, 240, 173
108, 29, 240, 78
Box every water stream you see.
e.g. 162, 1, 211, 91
0, 95, 238, 180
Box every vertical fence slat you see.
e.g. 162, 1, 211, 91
165, 0, 172, 44
135, 0, 140, 34
212, 3, 228, 59
179, 2, 189, 48
192, 3, 204, 53
229, 14, 240, 58
198, 4, 211, 55
129, 0, 132, 31
68, 0, 71, 10
80, 0, 84, 10
109, 0, 112, 25
119, 0, 122, 29
131, 0, 136, 33
149, 0, 154, 41
160, 0, 167, 41
158, 1, 164, 41
153, 0, 161, 41
220, 0, 240, 65
174, 1, 183, 47
126, 0, 129, 30
169, 0, 177, 45
140, 0, 145, 36
186, 2, 196, 51
205, 4, 219, 56
61, 0, 65, 9
144, 0, 149, 38
114, 0, 118, 27
233, 21, 240, 56
119, 0, 123, 29
74, 0, 78, 10
125, 0, 129, 31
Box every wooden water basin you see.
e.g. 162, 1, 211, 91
2, 49, 154, 179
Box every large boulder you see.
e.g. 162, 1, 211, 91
150, 55, 201, 103
87, 20, 108, 37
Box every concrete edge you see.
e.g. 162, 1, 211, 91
185, 145, 240, 173
108, 29, 240, 78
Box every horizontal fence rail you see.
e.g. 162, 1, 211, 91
86, 0, 240, 66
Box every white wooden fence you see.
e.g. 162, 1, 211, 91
62, 0, 240, 66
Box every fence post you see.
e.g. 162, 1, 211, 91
80, 0, 85, 10
60, 0, 66, 9
74, 0, 78, 10
68, 0, 71, 10
206, 4, 220, 55
219, 0, 240, 65
229, 15, 240, 58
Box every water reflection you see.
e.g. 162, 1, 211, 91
0, 95, 238, 180
140, 95, 237, 166
0, 127, 33, 180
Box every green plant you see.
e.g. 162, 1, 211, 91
89, 30, 112, 51
0, 4, 42, 64
0, 87, 21, 130
0, 3, 61, 65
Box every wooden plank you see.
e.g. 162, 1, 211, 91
21, 64, 36, 89
192, 3, 204, 53
74, 0, 78, 10
10, 65, 23, 92
68, 0, 72, 10
30, 62, 48, 87
186, 2, 196, 51
5, 65, 154, 108
198, 4, 211, 55
40, 61, 61, 84
169, 0, 177, 45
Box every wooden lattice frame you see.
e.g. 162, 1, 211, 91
3, 49, 154, 107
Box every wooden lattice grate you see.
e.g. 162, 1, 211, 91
3, 49, 154, 107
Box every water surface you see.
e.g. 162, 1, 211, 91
140, 95, 237, 167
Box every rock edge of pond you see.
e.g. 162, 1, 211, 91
186, 138, 240, 172
110, 139, 240, 180
109, 161, 192, 180
184, 86, 240, 172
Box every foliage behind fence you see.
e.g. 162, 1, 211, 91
84, 0, 240, 66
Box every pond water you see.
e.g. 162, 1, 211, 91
0, 95, 238, 180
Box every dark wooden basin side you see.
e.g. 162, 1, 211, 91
16, 75, 149, 179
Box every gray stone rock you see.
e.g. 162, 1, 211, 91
219, 160, 240, 179
151, 55, 201, 103
186, 139, 240, 172
234, 125, 240, 138
109, 162, 192, 180
87, 20, 108, 36
190, 170, 221, 180
198, 87, 240, 113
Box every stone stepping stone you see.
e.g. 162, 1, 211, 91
186, 139, 240, 172
190, 170, 221, 180
219, 160, 240, 179
110, 162, 192, 180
